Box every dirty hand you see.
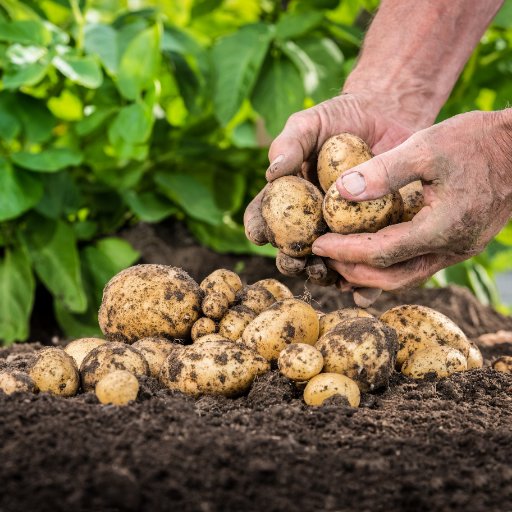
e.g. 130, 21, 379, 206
311, 110, 512, 291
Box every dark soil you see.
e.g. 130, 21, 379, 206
1, 221, 512, 512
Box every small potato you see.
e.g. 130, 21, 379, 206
0, 371, 37, 395
278, 344, 324, 382
191, 317, 218, 341
262, 176, 326, 257
95, 370, 139, 406
316, 317, 398, 392
276, 252, 307, 276
242, 299, 320, 361
202, 292, 230, 320
200, 269, 242, 298
132, 337, 179, 378
80, 342, 149, 391
467, 341, 484, 370
399, 181, 424, 222
236, 285, 276, 314
253, 279, 294, 301
380, 305, 471, 367
98, 264, 202, 343
492, 355, 512, 373
29, 348, 79, 397
64, 337, 106, 368
218, 306, 257, 341
304, 373, 360, 407
160, 340, 270, 396
319, 308, 374, 337
401, 345, 467, 379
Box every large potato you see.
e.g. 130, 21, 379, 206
95, 370, 139, 405
262, 176, 326, 257
401, 345, 467, 379
236, 285, 276, 314
64, 337, 106, 368
315, 317, 398, 392
319, 308, 374, 337
303, 373, 360, 407
98, 264, 202, 343
80, 342, 149, 391
253, 279, 293, 301
218, 305, 257, 341
132, 337, 179, 378
380, 305, 471, 367
0, 371, 37, 395
242, 299, 320, 361
399, 181, 424, 222
160, 340, 269, 396
278, 343, 324, 382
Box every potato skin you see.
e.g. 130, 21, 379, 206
200, 269, 242, 299
0, 370, 37, 395
132, 337, 179, 378
236, 285, 276, 314
401, 346, 467, 379
159, 340, 270, 396
493, 355, 512, 373
467, 341, 484, 370
218, 306, 257, 341
303, 373, 360, 407
242, 299, 320, 361
191, 317, 218, 341
64, 337, 106, 369
278, 343, 324, 382
253, 279, 293, 301
399, 181, 424, 222
95, 370, 139, 405
80, 342, 149, 391
319, 308, 374, 337
202, 292, 230, 320
98, 264, 202, 343
262, 176, 326, 257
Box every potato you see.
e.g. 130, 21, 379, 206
278, 343, 324, 382
193, 333, 230, 344
95, 370, 139, 405
253, 278, 293, 301
303, 373, 360, 407
80, 342, 149, 392
323, 183, 403, 234
159, 340, 270, 396
380, 305, 471, 367
200, 269, 242, 319
399, 181, 424, 222
401, 345, 467, 379
467, 341, 484, 370
493, 355, 512, 373
201, 291, 230, 320
319, 308, 374, 337
191, 317, 218, 341
29, 348, 79, 397
64, 337, 106, 368
262, 176, 326, 257
236, 285, 276, 314
242, 299, 320, 361
315, 317, 398, 392
132, 337, 179, 378
317, 133, 373, 193
0, 370, 37, 395
276, 252, 307, 276
218, 305, 257, 341
98, 264, 202, 343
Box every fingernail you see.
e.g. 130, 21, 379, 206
267, 154, 284, 174
341, 172, 366, 196
311, 243, 326, 256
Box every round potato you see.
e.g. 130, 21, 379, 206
0, 371, 37, 395
236, 285, 276, 314
242, 299, 320, 361
253, 279, 294, 301
191, 317, 218, 341
492, 355, 512, 373
278, 343, 324, 382
401, 345, 467, 379
98, 264, 202, 343
29, 348, 79, 397
218, 306, 257, 341
80, 342, 149, 392
303, 373, 360, 407
317, 133, 373, 192
380, 305, 471, 367
262, 176, 326, 257
315, 317, 398, 392
160, 340, 270, 396
467, 341, 484, 370
202, 291, 230, 320
132, 337, 179, 378
319, 308, 374, 337
399, 181, 424, 222
64, 337, 106, 369
95, 370, 139, 405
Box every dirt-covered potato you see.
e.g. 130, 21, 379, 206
95, 370, 139, 405
262, 176, 326, 257
218, 306, 257, 341
380, 305, 471, 367
64, 337, 106, 369
401, 345, 467, 379
29, 348, 79, 397
317, 133, 373, 193
253, 278, 293, 301
201, 292, 230, 320
200, 269, 242, 319
319, 308, 374, 337
98, 264, 202, 343
193, 333, 230, 344
315, 317, 398, 392
399, 181, 424, 222
0, 370, 37, 395
132, 337, 178, 378
159, 340, 270, 396
191, 317, 218, 341
80, 342, 149, 391
467, 341, 484, 370
303, 373, 360, 407
278, 343, 324, 382
236, 285, 276, 314
242, 299, 320, 361
323, 183, 403, 234
492, 355, 512, 373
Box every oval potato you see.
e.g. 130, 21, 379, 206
401, 345, 467, 379
132, 337, 179, 378
95, 370, 139, 405
492, 355, 512, 373
319, 308, 374, 337
236, 285, 276, 315
253, 279, 294, 301
278, 343, 324, 382
304, 373, 360, 407
0, 370, 37, 395
191, 317, 218, 341
218, 306, 257, 341
64, 337, 106, 369
200, 269, 242, 300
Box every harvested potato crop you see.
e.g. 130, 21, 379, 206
98, 264, 202, 343
81, 342, 149, 392
467, 341, 484, 370
191, 317, 218, 341
317, 133, 373, 193
399, 181, 424, 222
159, 340, 270, 396
218, 306, 257, 341
95, 370, 139, 405
380, 305, 471, 367
319, 308, 374, 337
303, 373, 360, 407
242, 299, 319, 361
261, 176, 326, 257
64, 337, 106, 368
28, 348, 79, 397
278, 343, 324, 382
193, 333, 229, 344
236, 285, 276, 314
401, 345, 467, 379
316, 317, 398, 392
0, 370, 37, 395
132, 337, 179, 378
253, 279, 293, 301
200, 269, 242, 320
492, 355, 512, 373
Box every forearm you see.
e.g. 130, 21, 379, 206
344, 0, 503, 130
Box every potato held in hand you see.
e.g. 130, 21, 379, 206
402, 345, 467, 379
399, 181, 424, 222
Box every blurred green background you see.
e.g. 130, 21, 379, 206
1, 0, 512, 345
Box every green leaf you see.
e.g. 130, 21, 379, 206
494, 0, 512, 28
275, 11, 324, 40
75, 107, 116, 136
495, 222, 512, 246
52, 55, 103, 89
123, 190, 177, 222
54, 300, 102, 339
11, 95, 56, 143
108, 102, 153, 145
11, 148, 83, 172
0, 245, 35, 344
212, 23, 272, 125
0, 20, 51, 46
84, 23, 119, 75
47, 89, 83, 121
35, 172, 81, 219
0, 92, 21, 140
3, 62, 48, 89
